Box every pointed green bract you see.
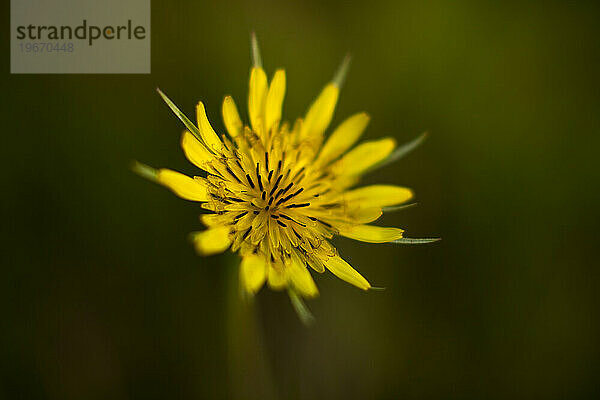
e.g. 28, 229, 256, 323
383, 203, 418, 213
288, 289, 315, 326
333, 54, 351, 88
373, 132, 428, 172
392, 237, 441, 244
156, 88, 211, 152
251, 32, 262, 68
131, 161, 158, 181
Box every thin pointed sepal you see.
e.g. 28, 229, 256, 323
381, 132, 428, 169
131, 161, 158, 181
383, 203, 418, 213
332, 54, 352, 88
156, 88, 209, 151
250, 32, 263, 69
288, 289, 315, 326
391, 237, 441, 244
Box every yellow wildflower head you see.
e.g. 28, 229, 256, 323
134, 35, 437, 316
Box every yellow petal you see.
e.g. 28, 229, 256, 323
240, 255, 267, 294
200, 214, 220, 227
248, 67, 268, 133
181, 131, 213, 170
325, 256, 371, 290
222, 96, 243, 138
192, 226, 231, 256
333, 137, 396, 177
288, 256, 319, 298
300, 83, 339, 140
318, 112, 370, 164
196, 101, 223, 152
345, 185, 413, 208
157, 169, 209, 201
349, 207, 383, 224
265, 69, 286, 133
339, 225, 404, 243
268, 266, 288, 290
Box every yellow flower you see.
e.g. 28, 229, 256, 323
135, 35, 437, 314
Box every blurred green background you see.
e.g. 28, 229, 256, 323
2, 0, 599, 399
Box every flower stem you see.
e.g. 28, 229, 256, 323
225, 255, 277, 399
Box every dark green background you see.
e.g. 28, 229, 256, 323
2, 0, 599, 399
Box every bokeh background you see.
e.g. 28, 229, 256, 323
2, 0, 599, 399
